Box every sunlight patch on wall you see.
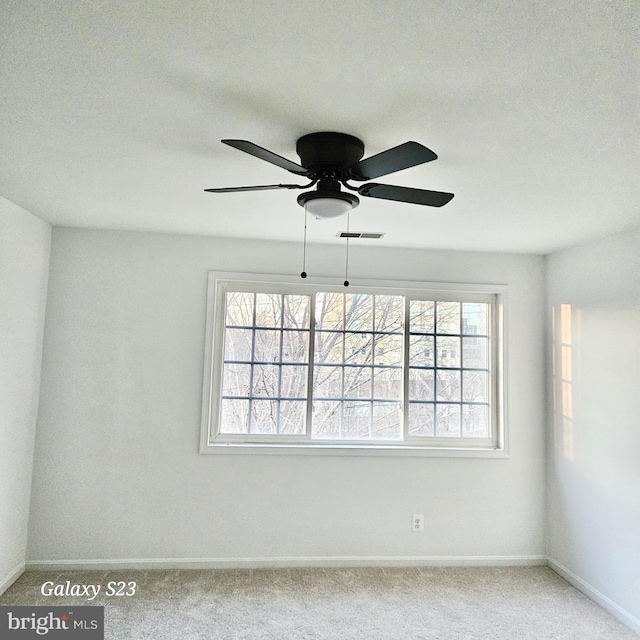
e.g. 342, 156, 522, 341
553, 303, 578, 461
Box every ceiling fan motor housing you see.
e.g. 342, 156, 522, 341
296, 132, 365, 174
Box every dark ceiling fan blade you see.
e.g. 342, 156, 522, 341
358, 183, 454, 207
348, 142, 438, 181
205, 183, 311, 193
222, 139, 308, 175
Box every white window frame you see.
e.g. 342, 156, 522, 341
200, 272, 508, 457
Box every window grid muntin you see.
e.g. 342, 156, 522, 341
220, 292, 311, 436
213, 280, 499, 449
406, 298, 492, 439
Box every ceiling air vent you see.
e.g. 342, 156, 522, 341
337, 232, 385, 239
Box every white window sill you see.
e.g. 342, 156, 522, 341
200, 441, 508, 458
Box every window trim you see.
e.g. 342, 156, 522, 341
200, 272, 508, 458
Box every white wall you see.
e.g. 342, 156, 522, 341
28, 228, 545, 565
546, 227, 640, 626
0, 198, 51, 593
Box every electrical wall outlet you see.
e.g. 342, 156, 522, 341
412, 514, 424, 532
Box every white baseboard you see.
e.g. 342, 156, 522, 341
26, 554, 547, 572
0, 562, 25, 597
548, 558, 640, 635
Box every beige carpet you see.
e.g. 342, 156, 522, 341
1, 566, 636, 639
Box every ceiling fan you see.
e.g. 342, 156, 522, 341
205, 132, 454, 218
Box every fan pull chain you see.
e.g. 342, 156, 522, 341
300, 207, 308, 279
344, 210, 350, 287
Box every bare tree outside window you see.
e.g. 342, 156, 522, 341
221, 292, 310, 435
312, 293, 403, 440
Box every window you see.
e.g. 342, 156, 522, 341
201, 273, 506, 456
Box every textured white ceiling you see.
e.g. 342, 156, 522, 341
1, 1, 638, 253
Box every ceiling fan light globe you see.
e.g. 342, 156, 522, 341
297, 190, 360, 220
306, 198, 353, 220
